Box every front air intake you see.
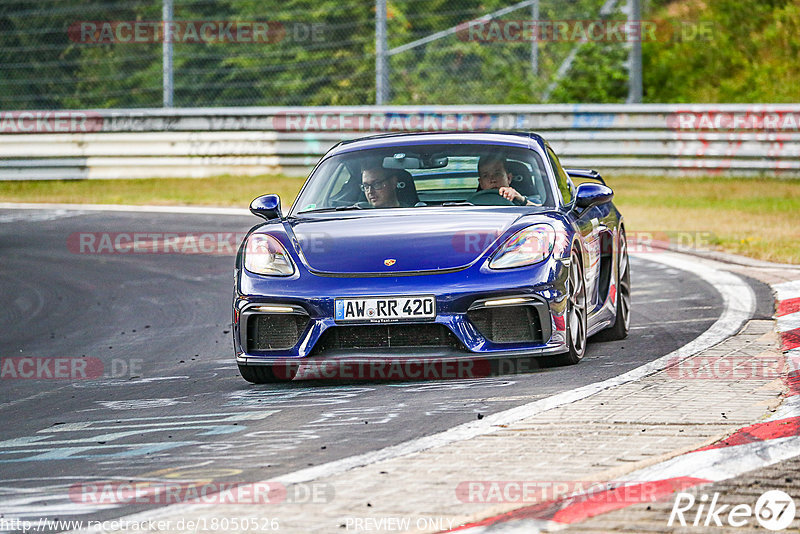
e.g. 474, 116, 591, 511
246, 314, 309, 351
467, 305, 543, 344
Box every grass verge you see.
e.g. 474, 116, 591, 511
0, 174, 797, 264
0, 175, 305, 207
606, 176, 800, 265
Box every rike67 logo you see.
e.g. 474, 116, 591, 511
669, 490, 796, 531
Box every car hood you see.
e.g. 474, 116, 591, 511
285, 208, 528, 274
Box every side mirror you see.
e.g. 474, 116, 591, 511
574, 183, 613, 210
250, 194, 282, 221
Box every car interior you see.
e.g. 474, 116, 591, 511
296, 145, 556, 212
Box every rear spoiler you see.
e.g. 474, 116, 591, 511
565, 168, 606, 186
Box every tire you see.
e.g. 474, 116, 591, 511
595, 231, 631, 341
238, 363, 297, 384
556, 250, 588, 365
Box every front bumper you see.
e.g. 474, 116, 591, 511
234, 256, 570, 365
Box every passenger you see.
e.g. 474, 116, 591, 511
473, 154, 535, 206
361, 166, 401, 208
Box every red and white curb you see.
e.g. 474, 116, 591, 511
447, 278, 800, 533
776, 281, 800, 396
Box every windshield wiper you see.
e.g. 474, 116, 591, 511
297, 204, 366, 215
442, 201, 474, 206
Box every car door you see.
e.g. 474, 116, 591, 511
546, 146, 604, 312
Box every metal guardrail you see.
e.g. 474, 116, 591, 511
1, 104, 799, 180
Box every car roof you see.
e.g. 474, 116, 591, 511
326, 131, 548, 157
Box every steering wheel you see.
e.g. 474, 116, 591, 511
466, 189, 516, 206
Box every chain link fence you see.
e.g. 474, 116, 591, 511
0, 0, 637, 109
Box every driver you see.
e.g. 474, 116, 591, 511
361, 166, 401, 208
473, 155, 535, 206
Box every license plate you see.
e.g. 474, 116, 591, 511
334, 295, 436, 323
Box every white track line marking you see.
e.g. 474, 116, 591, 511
0, 202, 250, 216
630, 316, 719, 328
72, 251, 754, 531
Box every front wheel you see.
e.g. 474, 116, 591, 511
556, 251, 587, 366
238, 363, 297, 384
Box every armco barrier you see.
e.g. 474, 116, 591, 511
1, 104, 799, 180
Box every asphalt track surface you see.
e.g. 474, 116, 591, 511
0, 208, 772, 531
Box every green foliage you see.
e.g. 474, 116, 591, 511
642, 0, 800, 102
1, 0, 798, 108
547, 41, 628, 103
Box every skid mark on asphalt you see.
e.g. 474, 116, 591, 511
0, 386, 73, 411
0, 464, 246, 522
87, 398, 192, 411
630, 317, 720, 329
306, 405, 404, 426
0, 210, 89, 224
70, 376, 189, 388
226, 386, 376, 408
0, 412, 276, 464
423, 400, 490, 417
0, 479, 118, 520
0, 413, 287, 520
387, 378, 515, 392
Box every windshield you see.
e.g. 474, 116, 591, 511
291, 143, 555, 214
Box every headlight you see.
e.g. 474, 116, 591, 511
489, 224, 556, 269
243, 234, 294, 276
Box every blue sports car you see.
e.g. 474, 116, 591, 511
233, 131, 630, 383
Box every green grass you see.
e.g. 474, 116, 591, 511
605, 175, 800, 264
641, 0, 800, 103
0, 175, 306, 207
1, 174, 798, 264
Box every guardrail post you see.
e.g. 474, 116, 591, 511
163, 0, 174, 108
530, 0, 539, 77
627, 0, 642, 103
375, 0, 389, 105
